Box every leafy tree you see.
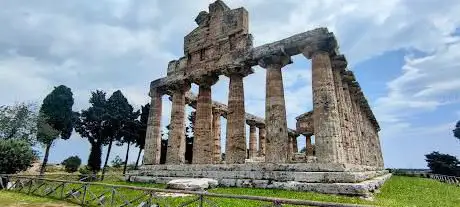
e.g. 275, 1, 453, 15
101, 90, 134, 180
454, 120, 460, 141
111, 155, 124, 168
134, 103, 149, 169
75, 90, 108, 174
37, 85, 75, 175
61, 156, 82, 173
185, 111, 195, 164
0, 139, 37, 177
425, 151, 460, 176
0, 103, 37, 144
121, 110, 140, 175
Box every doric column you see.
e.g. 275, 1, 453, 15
304, 48, 343, 164
349, 85, 366, 165
259, 54, 291, 163
304, 134, 314, 156
257, 124, 266, 157
331, 55, 353, 164
247, 120, 258, 159
143, 87, 163, 165
212, 108, 224, 164
224, 67, 253, 164
166, 81, 190, 164
342, 71, 361, 164
288, 131, 299, 161
192, 74, 219, 164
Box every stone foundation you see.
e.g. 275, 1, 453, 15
130, 164, 390, 196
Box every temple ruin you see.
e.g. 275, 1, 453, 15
133, 0, 390, 196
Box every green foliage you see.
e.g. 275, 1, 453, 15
61, 156, 82, 173
37, 85, 75, 144
111, 155, 124, 168
0, 103, 37, 144
75, 90, 109, 173
454, 120, 460, 140
37, 85, 75, 175
0, 139, 37, 174
425, 151, 460, 176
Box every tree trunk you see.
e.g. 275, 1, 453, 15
101, 139, 113, 181
122, 140, 131, 175
135, 148, 143, 170
39, 143, 52, 176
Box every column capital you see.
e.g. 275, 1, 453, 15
149, 86, 167, 97
246, 119, 259, 126
212, 106, 226, 116
331, 54, 347, 70
302, 36, 338, 59
223, 66, 254, 77
258, 54, 292, 69
166, 80, 191, 93
192, 74, 219, 88
288, 129, 300, 138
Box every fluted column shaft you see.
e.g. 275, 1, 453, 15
342, 76, 361, 164
292, 136, 298, 153
248, 125, 257, 159
225, 67, 252, 164
143, 88, 162, 165
310, 51, 343, 164
192, 75, 218, 164
166, 83, 189, 164
212, 109, 222, 164
258, 126, 266, 156
259, 55, 291, 163
305, 134, 314, 156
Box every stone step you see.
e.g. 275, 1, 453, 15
139, 170, 388, 183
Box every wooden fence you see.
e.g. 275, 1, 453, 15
0, 174, 371, 207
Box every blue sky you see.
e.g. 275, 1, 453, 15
1, 0, 459, 169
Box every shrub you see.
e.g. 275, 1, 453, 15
0, 139, 37, 174
61, 156, 82, 173
111, 155, 124, 168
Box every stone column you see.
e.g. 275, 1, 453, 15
306, 50, 344, 164
224, 67, 253, 164
192, 75, 219, 164
143, 87, 163, 165
304, 134, 314, 156
166, 82, 190, 164
350, 86, 366, 165
212, 108, 223, 164
342, 71, 361, 164
332, 55, 353, 164
293, 136, 298, 153
257, 125, 266, 157
259, 55, 291, 163
247, 121, 258, 159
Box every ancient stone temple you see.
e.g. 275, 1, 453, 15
133, 0, 390, 196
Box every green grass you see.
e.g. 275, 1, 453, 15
0, 190, 76, 206
2, 176, 459, 206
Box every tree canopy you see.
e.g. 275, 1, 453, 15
75, 90, 109, 173
425, 151, 460, 176
0, 139, 37, 174
0, 103, 37, 144
37, 85, 75, 175
454, 120, 460, 141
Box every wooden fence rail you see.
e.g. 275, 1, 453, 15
428, 174, 460, 187
0, 174, 371, 207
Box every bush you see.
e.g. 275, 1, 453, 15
78, 166, 98, 182
111, 155, 124, 168
61, 156, 82, 173
0, 139, 37, 174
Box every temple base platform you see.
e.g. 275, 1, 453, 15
127, 163, 391, 196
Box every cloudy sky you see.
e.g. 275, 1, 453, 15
1, 0, 459, 168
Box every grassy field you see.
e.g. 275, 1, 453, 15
1, 175, 459, 206
0, 190, 76, 207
